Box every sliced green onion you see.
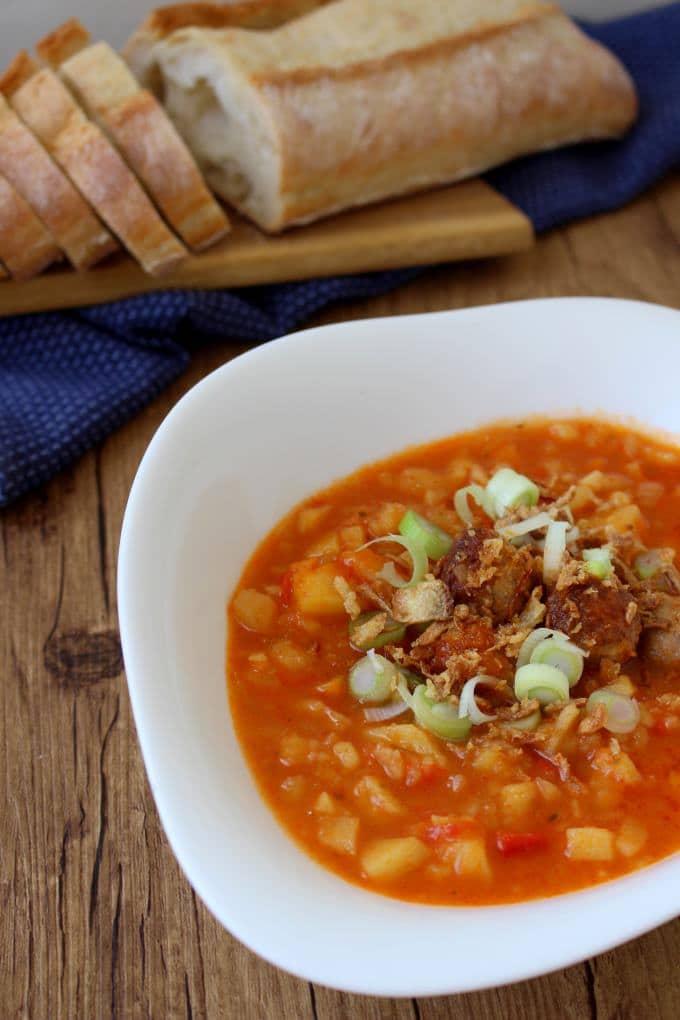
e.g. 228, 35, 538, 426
485, 468, 539, 518
398, 509, 453, 560
348, 611, 406, 651
587, 690, 640, 734
496, 511, 553, 539
634, 549, 672, 581
501, 708, 542, 732
583, 547, 613, 580
543, 521, 568, 585
358, 534, 428, 589
530, 637, 585, 688
398, 667, 424, 693
458, 676, 497, 724
411, 685, 472, 742
363, 698, 409, 723
348, 651, 398, 704
514, 663, 569, 706
517, 627, 578, 668
454, 484, 489, 525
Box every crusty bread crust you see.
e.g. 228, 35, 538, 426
123, 0, 332, 87
0, 50, 41, 97
36, 18, 91, 67
60, 40, 230, 251
10, 67, 187, 275
0, 93, 117, 270
0, 172, 62, 280
155, 0, 638, 232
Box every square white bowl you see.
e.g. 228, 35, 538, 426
118, 297, 680, 997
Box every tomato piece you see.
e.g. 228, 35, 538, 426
496, 831, 549, 855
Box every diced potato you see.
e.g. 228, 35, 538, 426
565, 827, 614, 861
571, 484, 598, 514
298, 699, 349, 729
280, 776, 306, 800
354, 775, 405, 817
339, 524, 366, 549
535, 778, 560, 803
361, 837, 429, 881
313, 791, 340, 814
306, 532, 341, 557
232, 589, 277, 633
545, 702, 580, 755
591, 748, 642, 785
333, 741, 360, 770
271, 639, 315, 672
366, 724, 447, 766
398, 468, 440, 497
606, 504, 642, 535
290, 561, 346, 615
550, 423, 578, 441
439, 837, 492, 879
279, 733, 319, 765
500, 782, 537, 824
616, 819, 648, 858
318, 815, 359, 855
372, 744, 406, 782
366, 502, 407, 536
471, 744, 510, 776
297, 505, 331, 533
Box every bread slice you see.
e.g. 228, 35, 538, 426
152, 0, 638, 232
6, 51, 187, 276
123, 0, 333, 90
0, 66, 117, 270
39, 20, 230, 252
0, 171, 62, 280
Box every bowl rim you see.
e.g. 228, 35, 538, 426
118, 297, 680, 997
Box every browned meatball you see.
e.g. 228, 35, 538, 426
640, 592, 680, 663
438, 527, 533, 623
546, 578, 641, 663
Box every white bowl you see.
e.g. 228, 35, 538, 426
118, 297, 680, 997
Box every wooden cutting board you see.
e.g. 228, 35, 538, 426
0, 179, 533, 317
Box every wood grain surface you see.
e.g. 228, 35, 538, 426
0, 180, 532, 317
0, 171, 678, 1020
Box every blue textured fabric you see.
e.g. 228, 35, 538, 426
0, 5, 678, 507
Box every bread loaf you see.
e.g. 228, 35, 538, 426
8, 58, 187, 275
45, 21, 230, 252
0, 78, 117, 270
123, 0, 333, 89
151, 0, 638, 232
0, 171, 62, 280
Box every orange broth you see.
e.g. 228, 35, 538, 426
227, 418, 680, 904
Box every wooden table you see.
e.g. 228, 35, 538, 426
2, 172, 679, 1020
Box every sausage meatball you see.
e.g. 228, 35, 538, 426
546, 577, 641, 663
438, 527, 534, 623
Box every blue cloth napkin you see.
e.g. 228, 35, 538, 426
1, 4, 678, 507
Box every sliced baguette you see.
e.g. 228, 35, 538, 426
7, 55, 187, 276
41, 21, 230, 252
123, 0, 332, 90
153, 0, 638, 232
0, 171, 62, 280
0, 71, 117, 270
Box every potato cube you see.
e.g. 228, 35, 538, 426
565, 827, 614, 861
500, 782, 537, 824
333, 741, 360, 770
271, 639, 314, 672
616, 820, 648, 858
232, 589, 277, 633
449, 838, 491, 880
279, 733, 319, 765
591, 748, 641, 785
606, 504, 642, 534
366, 724, 447, 766
605, 675, 635, 698
366, 502, 407, 536
361, 837, 428, 881
354, 776, 405, 817
280, 776, 306, 800
318, 816, 359, 856
313, 792, 340, 815
291, 561, 346, 615
535, 778, 560, 803
339, 525, 366, 549
306, 532, 341, 557
297, 505, 331, 533
372, 744, 406, 782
